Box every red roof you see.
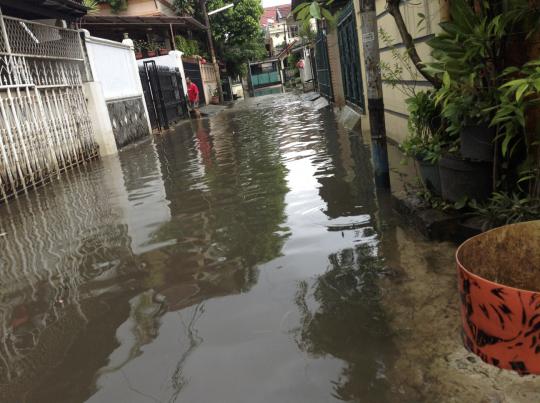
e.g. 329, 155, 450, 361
260, 4, 291, 27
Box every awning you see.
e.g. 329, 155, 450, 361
81, 15, 207, 31
0, 0, 87, 19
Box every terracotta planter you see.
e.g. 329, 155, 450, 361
211, 96, 219, 105
456, 220, 540, 375
147, 50, 157, 57
159, 48, 169, 56
135, 52, 143, 59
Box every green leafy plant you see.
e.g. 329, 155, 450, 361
469, 191, 540, 230
491, 59, 540, 157
83, 0, 100, 14
146, 41, 160, 52
293, 0, 335, 27
173, 0, 195, 15
401, 91, 445, 164
174, 35, 200, 57
379, 28, 421, 99
133, 40, 147, 53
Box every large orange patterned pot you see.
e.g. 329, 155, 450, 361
456, 220, 540, 375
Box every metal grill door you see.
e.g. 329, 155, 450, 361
314, 31, 333, 100
182, 60, 206, 105
337, 1, 365, 109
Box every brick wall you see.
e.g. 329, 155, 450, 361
326, 27, 346, 107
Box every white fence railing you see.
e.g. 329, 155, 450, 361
0, 12, 97, 202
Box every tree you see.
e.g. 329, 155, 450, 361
205, 0, 267, 77
173, 0, 196, 15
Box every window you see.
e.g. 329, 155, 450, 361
289, 25, 299, 38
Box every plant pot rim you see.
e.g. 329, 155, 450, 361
456, 220, 540, 294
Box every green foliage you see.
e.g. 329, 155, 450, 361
83, 0, 100, 14
206, 0, 266, 77
98, 0, 127, 13
379, 28, 421, 98
298, 22, 316, 43
491, 59, 540, 157
469, 192, 540, 230
173, 0, 195, 15
401, 91, 444, 164
424, 0, 515, 136
293, 0, 335, 26
174, 35, 200, 56
146, 41, 160, 52
133, 40, 147, 52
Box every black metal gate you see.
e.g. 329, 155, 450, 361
337, 1, 364, 109
139, 61, 187, 131
314, 30, 333, 100
182, 59, 206, 105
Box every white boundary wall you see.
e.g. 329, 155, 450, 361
83, 32, 152, 145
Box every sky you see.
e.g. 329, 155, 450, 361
262, 0, 290, 7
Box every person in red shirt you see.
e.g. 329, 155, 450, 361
186, 77, 200, 118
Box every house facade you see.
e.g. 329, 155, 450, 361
80, 0, 206, 53
298, 0, 442, 144
260, 4, 300, 57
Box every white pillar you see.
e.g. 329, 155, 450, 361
83, 81, 118, 157
167, 50, 187, 97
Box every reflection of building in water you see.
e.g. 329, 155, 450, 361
0, 139, 172, 399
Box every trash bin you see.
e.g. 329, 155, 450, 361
456, 220, 540, 375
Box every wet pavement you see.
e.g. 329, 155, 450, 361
0, 94, 538, 402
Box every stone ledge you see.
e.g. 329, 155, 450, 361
392, 191, 483, 244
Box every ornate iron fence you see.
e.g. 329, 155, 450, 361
0, 11, 97, 202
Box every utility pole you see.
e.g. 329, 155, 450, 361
200, 0, 224, 104
359, 0, 390, 188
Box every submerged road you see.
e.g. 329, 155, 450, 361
0, 94, 536, 402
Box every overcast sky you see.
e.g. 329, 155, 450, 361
261, 0, 290, 7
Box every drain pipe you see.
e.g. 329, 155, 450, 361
360, 0, 390, 188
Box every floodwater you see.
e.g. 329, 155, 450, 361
1, 94, 538, 403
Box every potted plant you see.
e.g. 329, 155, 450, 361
133, 40, 145, 59
146, 41, 159, 57
422, 0, 520, 202
401, 90, 444, 195
434, 81, 494, 202
159, 43, 169, 56
210, 88, 219, 104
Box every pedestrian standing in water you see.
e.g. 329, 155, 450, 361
186, 77, 200, 118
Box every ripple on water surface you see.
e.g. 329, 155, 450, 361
0, 93, 401, 403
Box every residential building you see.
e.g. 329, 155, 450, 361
295, 0, 443, 144
260, 4, 300, 57
80, 1, 206, 52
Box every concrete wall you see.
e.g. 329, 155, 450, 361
96, 0, 158, 16
84, 33, 152, 147
351, 0, 441, 143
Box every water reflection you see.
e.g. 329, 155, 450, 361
0, 93, 404, 402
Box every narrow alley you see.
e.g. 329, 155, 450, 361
0, 94, 538, 402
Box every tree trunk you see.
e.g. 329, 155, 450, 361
386, 0, 442, 88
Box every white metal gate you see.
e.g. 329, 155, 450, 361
0, 11, 97, 202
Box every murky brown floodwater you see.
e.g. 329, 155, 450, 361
1, 94, 539, 403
